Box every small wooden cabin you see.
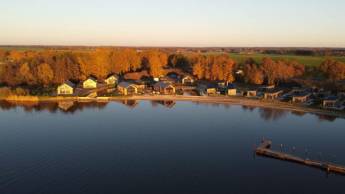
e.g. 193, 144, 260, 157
323, 96, 338, 108
207, 88, 217, 96
264, 89, 283, 100
57, 81, 75, 95
117, 82, 138, 95
181, 75, 195, 85
227, 88, 237, 96
105, 75, 119, 86
154, 82, 176, 95
83, 77, 97, 89
292, 93, 311, 103
246, 90, 257, 97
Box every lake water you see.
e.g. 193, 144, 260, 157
0, 100, 344, 194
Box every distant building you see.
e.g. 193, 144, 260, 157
227, 88, 237, 96
181, 75, 195, 85
235, 70, 244, 75
260, 85, 275, 90
292, 93, 311, 103
105, 75, 119, 86
264, 89, 284, 100
118, 82, 138, 95
207, 88, 217, 95
154, 82, 176, 95
246, 90, 257, 97
83, 77, 97, 89
57, 81, 75, 95
323, 96, 338, 108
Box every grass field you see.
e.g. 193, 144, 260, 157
228, 53, 345, 67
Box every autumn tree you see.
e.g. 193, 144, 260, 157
168, 54, 191, 72
320, 59, 345, 81
261, 57, 277, 85
36, 63, 54, 86
193, 62, 204, 79
0, 49, 8, 60
192, 54, 236, 82
8, 50, 25, 61
18, 63, 35, 85
143, 50, 168, 77
244, 63, 264, 85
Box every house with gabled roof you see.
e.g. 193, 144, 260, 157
57, 80, 75, 95
117, 82, 138, 95
292, 92, 312, 103
323, 96, 339, 108
105, 74, 119, 86
154, 81, 176, 95
181, 75, 195, 85
263, 89, 284, 100
83, 77, 97, 89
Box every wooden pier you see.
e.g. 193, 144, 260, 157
255, 140, 345, 175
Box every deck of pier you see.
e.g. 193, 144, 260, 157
255, 140, 345, 175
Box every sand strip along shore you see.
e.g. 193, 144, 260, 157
1, 95, 345, 118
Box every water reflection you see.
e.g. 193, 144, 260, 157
258, 108, 288, 122
151, 101, 176, 108
121, 100, 139, 109
0, 100, 339, 122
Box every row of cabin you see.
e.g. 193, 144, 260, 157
57, 75, 119, 95
245, 86, 345, 109
83, 75, 119, 89
198, 82, 237, 96
154, 75, 195, 85
117, 81, 177, 96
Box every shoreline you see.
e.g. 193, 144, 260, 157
1, 95, 345, 118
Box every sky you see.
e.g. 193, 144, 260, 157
1, 0, 345, 47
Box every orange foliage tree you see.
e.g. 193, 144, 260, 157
36, 63, 54, 86
320, 59, 345, 81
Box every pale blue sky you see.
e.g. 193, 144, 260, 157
1, 0, 344, 47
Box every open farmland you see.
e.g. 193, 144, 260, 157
228, 53, 345, 66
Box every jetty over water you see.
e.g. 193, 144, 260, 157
256, 140, 345, 175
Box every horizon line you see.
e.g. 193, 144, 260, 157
1, 44, 345, 50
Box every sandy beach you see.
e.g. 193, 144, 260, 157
2, 95, 345, 118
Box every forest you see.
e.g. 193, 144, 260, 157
0, 48, 344, 89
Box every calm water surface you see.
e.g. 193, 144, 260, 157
0, 100, 344, 194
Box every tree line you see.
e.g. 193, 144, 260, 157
0, 48, 344, 88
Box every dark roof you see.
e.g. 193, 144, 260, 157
62, 80, 75, 88
227, 83, 236, 89
265, 88, 283, 94
154, 81, 174, 89
324, 96, 338, 101
293, 92, 311, 98
206, 83, 218, 88
86, 76, 97, 82
118, 82, 136, 88
106, 74, 119, 79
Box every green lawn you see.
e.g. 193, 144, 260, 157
228, 53, 345, 67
